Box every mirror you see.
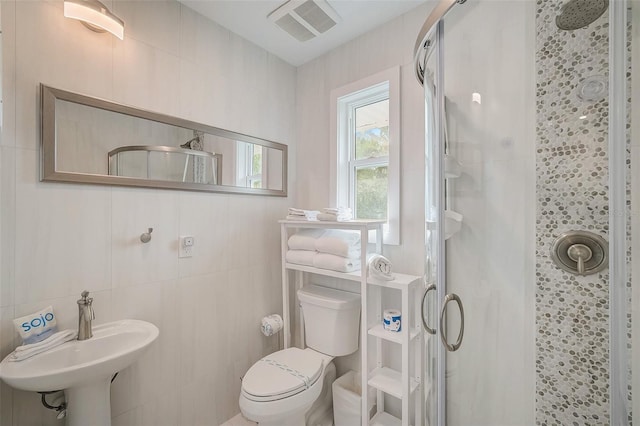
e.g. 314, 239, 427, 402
41, 84, 287, 196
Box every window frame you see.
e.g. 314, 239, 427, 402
236, 142, 268, 189
330, 67, 401, 245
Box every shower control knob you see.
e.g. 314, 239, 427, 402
567, 244, 592, 275
550, 230, 608, 276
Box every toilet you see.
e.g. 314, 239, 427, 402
239, 284, 361, 426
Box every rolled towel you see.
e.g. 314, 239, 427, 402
285, 250, 316, 266
288, 229, 326, 251
315, 230, 361, 258
9, 329, 78, 362
368, 254, 395, 281
313, 253, 361, 273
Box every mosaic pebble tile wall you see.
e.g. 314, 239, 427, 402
535, 2, 612, 424
536, 2, 632, 424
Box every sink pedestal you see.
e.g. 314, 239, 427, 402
65, 379, 112, 426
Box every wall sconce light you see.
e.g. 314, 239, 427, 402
64, 0, 124, 40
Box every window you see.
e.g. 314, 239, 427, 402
330, 67, 400, 245
237, 142, 267, 188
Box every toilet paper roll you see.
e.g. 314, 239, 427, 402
383, 309, 401, 332
261, 314, 283, 337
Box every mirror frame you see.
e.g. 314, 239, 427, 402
40, 84, 288, 196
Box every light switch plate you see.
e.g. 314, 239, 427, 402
179, 236, 194, 258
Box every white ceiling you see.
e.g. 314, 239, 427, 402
179, 0, 427, 67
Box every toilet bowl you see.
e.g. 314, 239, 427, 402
239, 285, 361, 426
239, 347, 335, 426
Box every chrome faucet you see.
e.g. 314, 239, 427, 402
77, 290, 95, 341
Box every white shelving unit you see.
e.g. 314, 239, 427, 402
366, 273, 422, 426
279, 219, 422, 426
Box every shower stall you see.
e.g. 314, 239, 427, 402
416, 0, 634, 425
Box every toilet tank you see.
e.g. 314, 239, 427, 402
297, 285, 361, 356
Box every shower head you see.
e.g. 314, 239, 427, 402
556, 0, 608, 30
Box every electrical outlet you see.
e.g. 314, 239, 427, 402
179, 236, 194, 258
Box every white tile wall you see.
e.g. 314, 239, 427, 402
294, 1, 535, 425
112, 37, 182, 117
15, 149, 113, 304
0, 1, 294, 425
294, 5, 432, 416
1, 0, 16, 150
14, 0, 114, 151
0, 147, 15, 308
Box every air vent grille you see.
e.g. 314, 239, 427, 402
275, 14, 316, 42
294, 0, 336, 33
268, 0, 341, 42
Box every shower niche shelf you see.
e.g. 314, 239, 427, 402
279, 219, 422, 426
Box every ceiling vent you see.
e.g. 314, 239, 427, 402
268, 0, 341, 42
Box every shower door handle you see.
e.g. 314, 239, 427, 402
421, 284, 437, 335
439, 293, 464, 352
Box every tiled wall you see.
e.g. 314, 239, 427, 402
534, 1, 632, 424
295, 4, 429, 278
0, 1, 296, 425
295, 2, 536, 425
294, 5, 433, 417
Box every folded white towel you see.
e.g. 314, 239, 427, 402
313, 253, 361, 273
288, 229, 326, 251
317, 213, 353, 222
285, 250, 316, 266
285, 215, 318, 221
368, 254, 395, 281
315, 230, 361, 258
322, 207, 352, 214
287, 208, 320, 220
9, 329, 78, 362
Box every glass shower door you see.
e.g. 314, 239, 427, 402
436, 3, 535, 424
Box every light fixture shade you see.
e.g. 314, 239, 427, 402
64, 0, 124, 40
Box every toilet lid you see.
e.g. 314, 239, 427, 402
241, 348, 324, 402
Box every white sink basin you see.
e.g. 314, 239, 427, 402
0, 319, 159, 426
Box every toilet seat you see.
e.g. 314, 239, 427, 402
241, 348, 325, 402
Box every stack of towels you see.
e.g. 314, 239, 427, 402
317, 207, 353, 222
8, 329, 77, 362
286, 208, 320, 221
286, 229, 362, 273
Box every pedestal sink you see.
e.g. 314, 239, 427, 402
0, 319, 159, 426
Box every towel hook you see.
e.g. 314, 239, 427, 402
140, 228, 153, 243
